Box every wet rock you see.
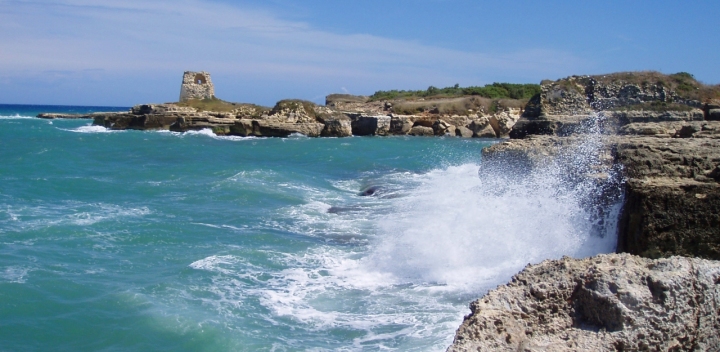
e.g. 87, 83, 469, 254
37, 113, 93, 119
95, 113, 181, 130
358, 185, 383, 196
251, 121, 324, 137
708, 109, 720, 121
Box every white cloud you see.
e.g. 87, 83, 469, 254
0, 0, 589, 104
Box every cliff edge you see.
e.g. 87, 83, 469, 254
449, 254, 720, 351
449, 72, 720, 351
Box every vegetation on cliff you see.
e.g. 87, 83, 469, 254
391, 96, 526, 116
544, 71, 720, 103
177, 97, 269, 116
368, 82, 541, 102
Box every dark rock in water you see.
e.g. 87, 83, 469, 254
37, 113, 91, 119
327, 205, 364, 214
358, 186, 382, 196
448, 254, 720, 351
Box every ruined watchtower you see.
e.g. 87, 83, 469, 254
179, 71, 215, 102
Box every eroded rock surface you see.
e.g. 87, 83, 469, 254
448, 254, 720, 352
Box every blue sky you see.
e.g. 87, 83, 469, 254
1, 0, 718, 106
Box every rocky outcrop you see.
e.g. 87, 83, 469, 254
37, 113, 95, 119
89, 102, 351, 137
511, 72, 709, 139
408, 125, 434, 136
614, 134, 720, 259
448, 253, 720, 351
348, 114, 391, 136
454, 72, 720, 351
485, 73, 720, 260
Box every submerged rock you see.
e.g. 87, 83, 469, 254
448, 253, 720, 351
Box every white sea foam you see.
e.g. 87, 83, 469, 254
183, 128, 218, 138
0, 114, 33, 119
1, 266, 32, 283
366, 116, 622, 293
181, 128, 256, 141
1, 202, 151, 231
62, 125, 121, 133
177, 116, 622, 350
261, 115, 620, 347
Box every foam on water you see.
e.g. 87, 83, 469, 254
0, 266, 32, 283
0, 202, 151, 232
365, 115, 622, 293
179, 128, 256, 141
193, 114, 623, 349
0, 112, 624, 350
61, 125, 122, 133
0, 114, 33, 119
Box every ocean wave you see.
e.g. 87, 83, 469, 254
0, 266, 32, 283
1, 202, 152, 231
60, 125, 123, 133
0, 114, 34, 119
175, 128, 256, 141
182, 246, 462, 350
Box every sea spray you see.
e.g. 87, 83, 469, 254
367, 112, 624, 292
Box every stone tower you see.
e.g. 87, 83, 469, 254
179, 71, 215, 102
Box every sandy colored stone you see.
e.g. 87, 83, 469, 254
448, 253, 720, 352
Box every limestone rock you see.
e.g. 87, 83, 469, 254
320, 116, 352, 137
432, 119, 454, 136
95, 113, 181, 130
268, 100, 318, 124
389, 115, 414, 135
131, 104, 196, 115
408, 126, 434, 136
349, 114, 391, 136
448, 253, 720, 352
616, 137, 720, 181
37, 113, 92, 119
456, 126, 473, 138
470, 118, 497, 138
488, 109, 521, 137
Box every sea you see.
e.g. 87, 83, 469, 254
0, 104, 622, 351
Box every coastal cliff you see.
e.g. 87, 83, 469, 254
82, 96, 524, 139
449, 72, 720, 350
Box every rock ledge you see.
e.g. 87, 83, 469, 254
448, 253, 720, 351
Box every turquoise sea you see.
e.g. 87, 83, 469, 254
0, 104, 620, 351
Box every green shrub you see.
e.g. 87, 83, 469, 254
369, 82, 540, 101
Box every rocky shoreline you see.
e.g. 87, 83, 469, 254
38, 95, 523, 139
448, 72, 720, 351
36, 71, 720, 350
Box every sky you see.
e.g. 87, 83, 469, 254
1, 0, 719, 107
